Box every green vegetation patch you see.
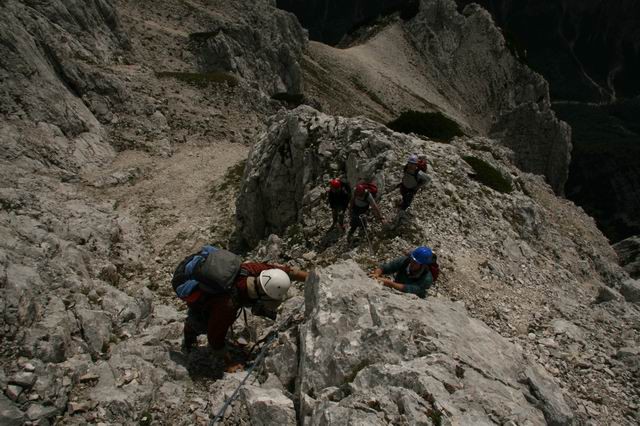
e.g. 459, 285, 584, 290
155, 71, 238, 87
463, 156, 513, 194
213, 159, 247, 194
387, 110, 464, 142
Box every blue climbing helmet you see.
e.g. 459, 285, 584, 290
407, 154, 419, 164
411, 246, 433, 265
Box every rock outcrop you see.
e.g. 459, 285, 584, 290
615, 236, 640, 279
236, 105, 639, 424
190, 0, 307, 95
288, 261, 574, 424
404, 0, 571, 193
454, 0, 640, 102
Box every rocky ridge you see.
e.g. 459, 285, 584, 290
0, 0, 639, 425
235, 106, 640, 424
286, 0, 572, 194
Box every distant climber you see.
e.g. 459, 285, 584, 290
171, 246, 308, 371
347, 180, 385, 243
327, 178, 351, 231
397, 154, 430, 210
369, 246, 439, 298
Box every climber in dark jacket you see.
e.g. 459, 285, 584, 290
370, 246, 434, 298
398, 154, 429, 210
327, 178, 351, 230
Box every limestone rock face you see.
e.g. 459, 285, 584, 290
404, 0, 571, 193
274, 261, 575, 424
234, 105, 398, 249
191, 0, 307, 95
0, 0, 128, 171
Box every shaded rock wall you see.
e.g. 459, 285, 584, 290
404, 0, 571, 193
455, 0, 640, 102
276, 0, 419, 45
191, 0, 307, 95
614, 236, 640, 279
267, 261, 575, 424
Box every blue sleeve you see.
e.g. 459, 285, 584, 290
380, 257, 407, 275
402, 284, 424, 296
402, 271, 433, 296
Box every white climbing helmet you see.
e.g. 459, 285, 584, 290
258, 269, 291, 301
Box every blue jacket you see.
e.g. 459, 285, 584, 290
380, 256, 433, 298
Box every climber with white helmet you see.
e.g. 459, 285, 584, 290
398, 154, 430, 210
369, 246, 439, 299
174, 247, 308, 372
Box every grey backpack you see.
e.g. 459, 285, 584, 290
194, 249, 242, 295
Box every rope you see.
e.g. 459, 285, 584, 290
208, 332, 277, 425
208, 301, 305, 425
359, 214, 374, 254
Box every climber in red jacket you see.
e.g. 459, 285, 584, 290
182, 260, 308, 372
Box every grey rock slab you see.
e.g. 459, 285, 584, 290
240, 385, 296, 426
25, 403, 59, 421
5, 385, 22, 401
613, 236, 640, 279
524, 365, 575, 426
405, 0, 571, 192
0, 368, 7, 390
620, 279, 640, 304
595, 285, 622, 303
0, 394, 24, 426
293, 261, 572, 424
9, 371, 36, 388
550, 319, 585, 342
76, 309, 113, 355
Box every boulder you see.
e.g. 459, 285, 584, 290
240, 385, 296, 425
281, 261, 574, 424
614, 236, 640, 279
620, 279, 640, 304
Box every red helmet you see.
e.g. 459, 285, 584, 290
329, 178, 342, 189
355, 183, 366, 194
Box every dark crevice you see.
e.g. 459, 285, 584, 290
38, 41, 82, 99
276, 0, 419, 46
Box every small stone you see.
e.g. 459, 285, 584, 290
68, 401, 90, 414
10, 372, 36, 388
539, 338, 559, 349
22, 364, 36, 373
78, 374, 99, 383
26, 404, 58, 421
528, 333, 536, 340
6, 385, 22, 401
27, 394, 39, 401
302, 251, 317, 261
